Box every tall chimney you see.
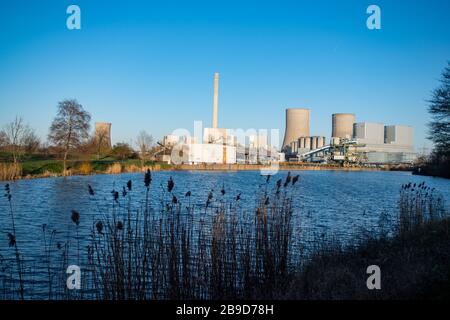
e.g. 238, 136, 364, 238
212, 72, 219, 128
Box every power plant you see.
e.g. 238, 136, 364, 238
162, 73, 281, 165
161, 73, 416, 166
282, 109, 416, 164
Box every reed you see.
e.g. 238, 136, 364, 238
0, 163, 22, 181
106, 163, 122, 174
0, 175, 448, 300
72, 171, 298, 300
77, 162, 93, 175
398, 181, 445, 235
4, 184, 24, 300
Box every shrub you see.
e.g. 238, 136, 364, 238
78, 162, 93, 175
106, 162, 122, 174
0, 163, 22, 180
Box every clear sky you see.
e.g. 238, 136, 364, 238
1, 0, 449, 150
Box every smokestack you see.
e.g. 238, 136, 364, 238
212, 72, 219, 128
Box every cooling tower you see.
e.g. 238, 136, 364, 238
332, 113, 356, 139
95, 122, 112, 148
282, 108, 310, 149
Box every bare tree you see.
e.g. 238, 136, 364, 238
48, 99, 91, 172
1, 116, 35, 163
428, 62, 450, 159
136, 130, 154, 164
23, 129, 41, 153
95, 128, 111, 159
0, 130, 7, 149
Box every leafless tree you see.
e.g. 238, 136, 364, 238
136, 130, 154, 163
0, 130, 7, 149
95, 128, 111, 159
23, 130, 41, 153
1, 116, 35, 163
48, 99, 91, 172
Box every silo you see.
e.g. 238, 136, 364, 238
310, 137, 317, 150
304, 136, 311, 150
332, 113, 356, 140
317, 136, 325, 148
299, 137, 305, 149
290, 141, 298, 153
282, 108, 310, 149
331, 137, 340, 146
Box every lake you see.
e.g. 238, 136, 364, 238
0, 170, 449, 299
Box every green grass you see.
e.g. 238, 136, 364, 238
17, 157, 171, 177
22, 160, 64, 175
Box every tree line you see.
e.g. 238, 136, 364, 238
0, 99, 155, 173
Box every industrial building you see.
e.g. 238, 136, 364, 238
353, 122, 416, 164
282, 108, 416, 164
162, 73, 281, 165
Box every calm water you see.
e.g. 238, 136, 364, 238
0, 170, 449, 298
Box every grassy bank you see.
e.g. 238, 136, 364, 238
285, 218, 450, 299
0, 159, 174, 180
413, 163, 450, 179
0, 159, 393, 181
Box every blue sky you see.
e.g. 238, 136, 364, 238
0, 0, 449, 150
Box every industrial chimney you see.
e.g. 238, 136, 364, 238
212, 73, 219, 128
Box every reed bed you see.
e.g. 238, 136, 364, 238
0, 171, 297, 300
0, 163, 22, 181
0, 173, 447, 300
398, 181, 445, 235
105, 163, 122, 174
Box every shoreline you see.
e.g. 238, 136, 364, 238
1, 162, 413, 182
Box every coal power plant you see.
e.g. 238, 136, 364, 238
282, 109, 416, 165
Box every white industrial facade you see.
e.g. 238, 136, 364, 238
384, 125, 413, 146
177, 143, 236, 165
353, 122, 385, 145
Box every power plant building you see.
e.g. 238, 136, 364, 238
353, 122, 416, 163
384, 125, 413, 146
353, 122, 385, 145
